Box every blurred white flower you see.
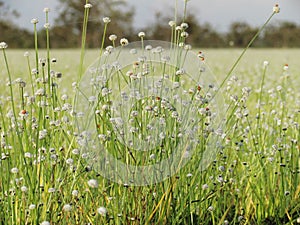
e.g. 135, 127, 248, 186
97, 206, 107, 216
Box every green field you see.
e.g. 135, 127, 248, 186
0, 47, 299, 225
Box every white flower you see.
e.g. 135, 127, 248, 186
29, 204, 36, 210
21, 186, 28, 192
180, 22, 189, 29
120, 38, 129, 46
43, 8, 50, 13
97, 206, 107, 216
31, 18, 39, 24
84, 3, 92, 9
208, 206, 214, 212
138, 32, 145, 38
168, 20, 176, 27
11, 167, 19, 174
40, 221, 50, 225
0, 42, 8, 49
48, 187, 56, 193
72, 190, 79, 196
66, 158, 74, 165
109, 34, 117, 41
103, 17, 111, 24
263, 61, 269, 68
63, 204, 72, 212
202, 184, 209, 190
283, 63, 289, 71
87, 179, 98, 188
273, 4, 280, 13
44, 23, 50, 29
181, 31, 189, 38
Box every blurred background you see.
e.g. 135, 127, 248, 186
1, 0, 300, 48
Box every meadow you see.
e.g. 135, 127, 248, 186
0, 3, 300, 225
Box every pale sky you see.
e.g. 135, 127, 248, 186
6, 0, 300, 32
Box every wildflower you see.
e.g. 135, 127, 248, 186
168, 20, 176, 27
208, 206, 214, 212
21, 186, 28, 192
48, 187, 56, 193
202, 184, 209, 190
88, 179, 98, 188
97, 206, 107, 216
263, 61, 269, 68
175, 26, 182, 31
109, 34, 117, 41
0, 42, 8, 49
44, 23, 50, 29
120, 38, 129, 46
63, 204, 72, 212
283, 63, 289, 71
180, 22, 189, 29
138, 31, 145, 38
198, 51, 205, 61
84, 3, 92, 9
11, 167, 19, 174
66, 158, 74, 165
181, 31, 189, 38
29, 204, 36, 210
31, 18, 39, 24
40, 221, 50, 225
72, 190, 79, 196
43, 8, 50, 13
149, 154, 156, 160
103, 17, 111, 24
273, 4, 280, 13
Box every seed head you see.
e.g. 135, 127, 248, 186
120, 38, 129, 46
84, 3, 93, 9
273, 4, 280, 13
43, 8, 50, 13
31, 18, 39, 24
97, 206, 108, 216
0, 42, 8, 49
109, 34, 117, 41
103, 17, 111, 24
138, 31, 145, 38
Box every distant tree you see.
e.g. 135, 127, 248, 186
0, 1, 32, 48
226, 22, 259, 47
263, 22, 300, 47
51, 0, 134, 48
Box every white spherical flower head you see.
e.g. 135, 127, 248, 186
109, 34, 117, 41
263, 61, 269, 68
180, 22, 189, 29
103, 17, 111, 24
11, 167, 19, 174
138, 32, 145, 38
40, 221, 50, 225
168, 20, 176, 27
0, 42, 8, 49
29, 204, 36, 210
63, 204, 72, 212
44, 23, 50, 29
84, 3, 92, 9
21, 186, 28, 192
31, 18, 39, 24
283, 64, 289, 71
97, 206, 107, 216
87, 179, 99, 188
43, 8, 50, 13
120, 38, 129, 46
273, 4, 280, 13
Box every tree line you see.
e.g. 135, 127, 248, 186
1, 0, 300, 48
